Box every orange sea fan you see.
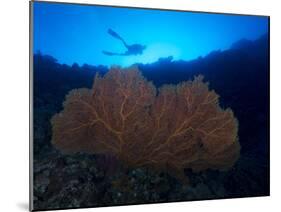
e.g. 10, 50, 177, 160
51, 66, 240, 178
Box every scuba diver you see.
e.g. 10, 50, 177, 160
102, 29, 146, 56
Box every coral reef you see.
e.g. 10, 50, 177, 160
33, 150, 268, 210
51, 66, 240, 178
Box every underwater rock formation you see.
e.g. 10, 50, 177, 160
51, 66, 240, 179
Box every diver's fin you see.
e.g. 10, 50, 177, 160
102, 50, 128, 56
102, 50, 117, 56
107, 29, 128, 48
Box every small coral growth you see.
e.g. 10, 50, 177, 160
51, 66, 240, 179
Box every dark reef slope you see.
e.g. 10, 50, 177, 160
34, 34, 269, 156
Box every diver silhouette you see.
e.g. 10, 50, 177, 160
102, 29, 146, 56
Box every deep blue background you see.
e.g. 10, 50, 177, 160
33, 2, 268, 67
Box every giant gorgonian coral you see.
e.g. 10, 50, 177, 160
51, 66, 240, 179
